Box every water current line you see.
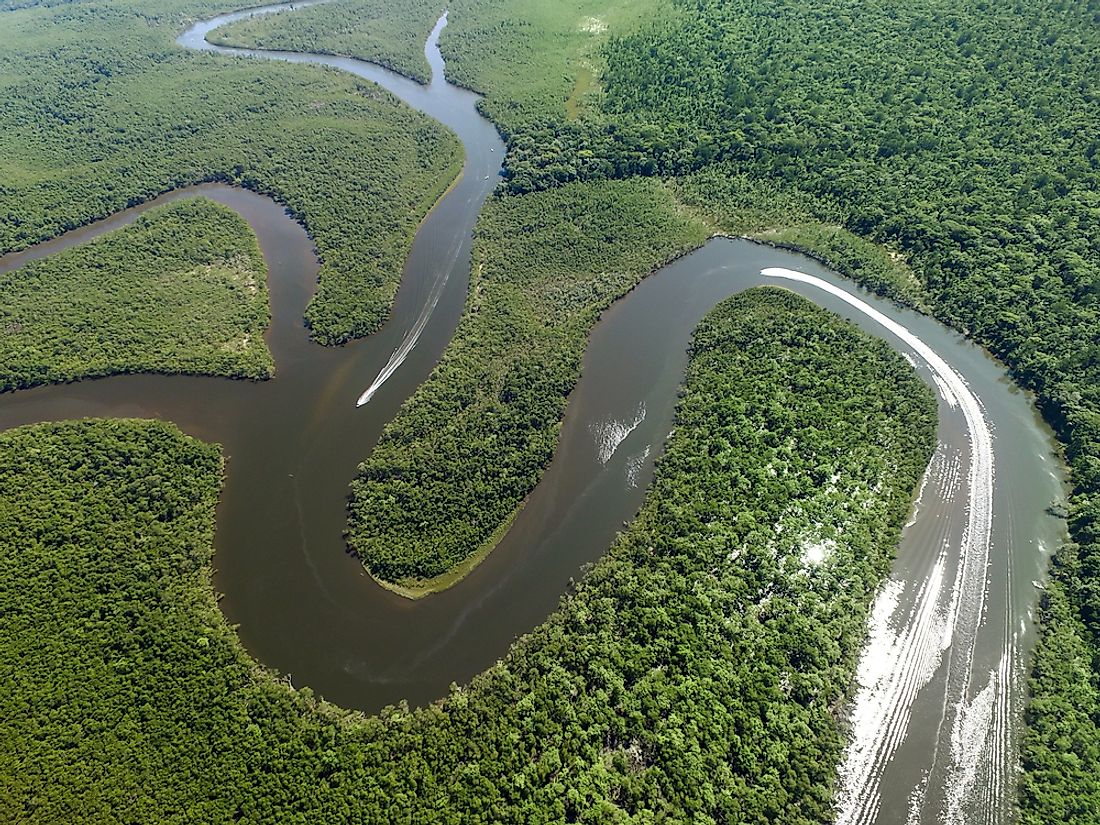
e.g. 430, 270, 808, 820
762, 268, 996, 825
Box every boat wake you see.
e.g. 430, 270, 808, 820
356, 262, 451, 407
590, 402, 646, 465
625, 444, 651, 488
356, 196, 472, 409
762, 268, 997, 825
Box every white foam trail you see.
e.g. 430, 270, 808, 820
945, 667, 997, 821
762, 268, 995, 825
906, 772, 931, 825
931, 373, 959, 408
942, 539, 1019, 824
839, 551, 953, 825
905, 447, 961, 528
590, 402, 646, 465
625, 445, 651, 488
356, 268, 449, 406
356, 200, 472, 407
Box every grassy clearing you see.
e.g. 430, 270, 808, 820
442, 0, 668, 132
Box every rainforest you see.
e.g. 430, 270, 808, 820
0, 0, 1096, 822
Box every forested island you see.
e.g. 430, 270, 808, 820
0, 0, 1096, 821
347, 178, 709, 593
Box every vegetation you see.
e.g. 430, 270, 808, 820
433, 0, 1100, 809
0, 0, 462, 345
263, 0, 1100, 803
209, 0, 444, 84
347, 178, 709, 588
0, 290, 935, 821
441, 0, 666, 132
0, 198, 273, 390
672, 169, 928, 311
211, 0, 665, 129
593, 3, 1100, 814
1020, 556, 1100, 823
5, 0, 1097, 814
258, 0, 935, 592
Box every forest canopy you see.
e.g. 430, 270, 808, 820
0, 197, 273, 390
220, 4, 1100, 809
431, 0, 1100, 813
209, 0, 444, 83
2, 0, 1096, 816
347, 178, 709, 590
0, 0, 462, 345
0, 290, 936, 821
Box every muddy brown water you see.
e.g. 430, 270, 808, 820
0, 5, 1068, 823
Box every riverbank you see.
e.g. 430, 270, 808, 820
346, 178, 710, 586
208, 0, 443, 83
2, 0, 461, 347
0, 198, 272, 391
1, 3, 1079, 821
0, 286, 939, 820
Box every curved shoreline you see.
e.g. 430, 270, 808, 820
204, 0, 436, 86
0, 5, 1069, 823
367, 499, 527, 599
764, 267, 996, 824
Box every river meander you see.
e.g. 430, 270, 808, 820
0, 5, 1069, 823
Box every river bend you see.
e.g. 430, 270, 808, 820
0, 5, 1067, 824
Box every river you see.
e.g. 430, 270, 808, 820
0, 5, 1068, 823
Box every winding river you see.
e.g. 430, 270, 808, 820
0, 5, 1069, 823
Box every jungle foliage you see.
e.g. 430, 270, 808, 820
436, 0, 1100, 808
672, 169, 929, 311
5, 0, 1097, 814
209, 0, 444, 83
0, 0, 461, 345
0, 290, 935, 822
440, 0, 666, 132
0, 198, 273, 390
245, 0, 937, 588
347, 178, 709, 586
1020, 553, 1100, 823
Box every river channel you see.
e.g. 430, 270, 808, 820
0, 5, 1069, 823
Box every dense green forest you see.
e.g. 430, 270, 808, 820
220, 0, 1100, 811
347, 179, 708, 589
4, 0, 1096, 816
252, 0, 936, 594
0, 198, 273, 390
0, 0, 461, 345
435, 0, 1100, 812
210, 0, 443, 83
0, 290, 935, 821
